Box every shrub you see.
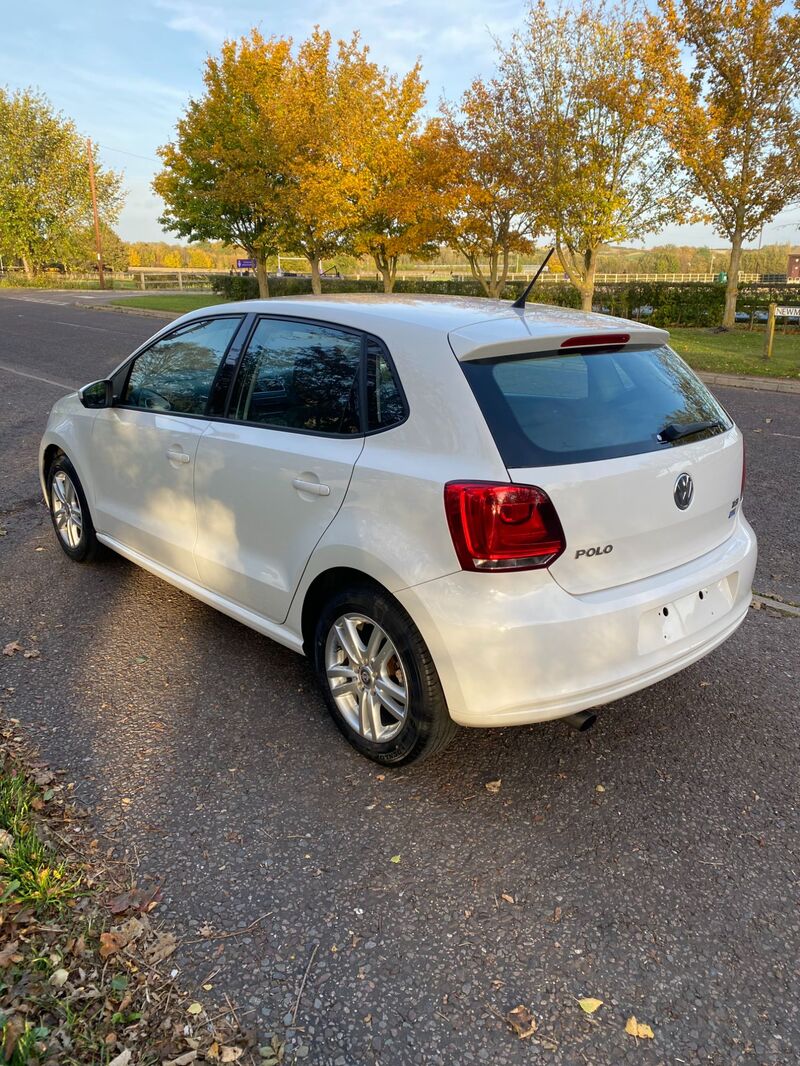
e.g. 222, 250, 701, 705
210, 272, 793, 328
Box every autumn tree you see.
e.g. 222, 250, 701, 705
278, 30, 401, 294
439, 78, 538, 298
501, 0, 683, 310
154, 32, 294, 297
0, 88, 123, 275
352, 65, 450, 292
651, 0, 800, 327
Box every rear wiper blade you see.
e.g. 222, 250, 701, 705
657, 419, 724, 443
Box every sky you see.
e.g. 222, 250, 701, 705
2, 0, 798, 250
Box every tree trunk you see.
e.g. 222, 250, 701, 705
723, 232, 743, 329
580, 247, 598, 312
255, 256, 270, 299
22, 255, 33, 278
374, 253, 397, 293
309, 256, 322, 295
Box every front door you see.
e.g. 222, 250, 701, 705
192, 316, 366, 623
91, 315, 244, 577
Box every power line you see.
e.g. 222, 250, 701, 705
96, 143, 160, 164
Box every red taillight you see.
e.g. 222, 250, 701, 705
560, 333, 630, 348
444, 482, 566, 572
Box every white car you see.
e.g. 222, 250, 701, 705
40, 295, 756, 764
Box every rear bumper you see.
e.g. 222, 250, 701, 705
395, 517, 757, 728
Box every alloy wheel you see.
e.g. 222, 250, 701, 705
50, 470, 83, 549
324, 613, 409, 743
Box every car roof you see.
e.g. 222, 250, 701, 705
179, 293, 669, 355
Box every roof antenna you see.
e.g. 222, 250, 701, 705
512, 247, 555, 310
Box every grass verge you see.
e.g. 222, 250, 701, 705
0, 720, 256, 1065
110, 295, 228, 313
669, 326, 800, 379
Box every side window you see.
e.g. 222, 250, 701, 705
123, 317, 241, 414
366, 340, 406, 431
229, 319, 362, 434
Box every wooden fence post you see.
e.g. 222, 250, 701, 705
763, 303, 776, 361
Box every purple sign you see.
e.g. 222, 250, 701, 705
236, 258, 256, 269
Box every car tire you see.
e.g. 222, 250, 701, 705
47, 455, 101, 563
313, 583, 458, 765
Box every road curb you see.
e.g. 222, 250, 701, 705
81, 302, 181, 321
699, 371, 800, 395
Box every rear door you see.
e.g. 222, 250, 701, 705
459, 344, 744, 595
192, 316, 365, 623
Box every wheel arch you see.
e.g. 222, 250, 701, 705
40, 443, 66, 498
299, 566, 388, 654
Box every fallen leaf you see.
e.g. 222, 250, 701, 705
501, 893, 515, 904
99, 931, 127, 959
108, 887, 151, 914
485, 779, 502, 793
2, 642, 22, 657
553, 906, 562, 923
108, 1049, 132, 1066
0, 940, 20, 967
49, 967, 69, 987
578, 997, 603, 1014
506, 1004, 537, 1039
186, 1001, 204, 1015
220, 1049, 243, 1063
116, 917, 145, 943
165, 1053, 197, 1066
595, 784, 606, 793
0, 828, 13, 853
203, 982, 213, 991
146, 930, 177, 963
390, 854, 401, 864
625, 1015, 654, 1039
23, 649, 40, 659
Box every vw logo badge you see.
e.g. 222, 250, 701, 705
674, 472, 694, 510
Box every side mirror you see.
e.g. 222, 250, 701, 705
78, 379, 113, 409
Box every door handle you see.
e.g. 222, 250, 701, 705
292, 477, 330, 497
167, 448, 191, 465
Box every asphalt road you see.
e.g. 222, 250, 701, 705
1, 292, 798, 1066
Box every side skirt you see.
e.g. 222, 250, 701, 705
96, 533, 306, 656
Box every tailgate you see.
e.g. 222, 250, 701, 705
511, 429, 743, 595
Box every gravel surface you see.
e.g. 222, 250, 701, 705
1, 293, 798, 1065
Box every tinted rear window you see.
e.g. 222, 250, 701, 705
461, 345, 732, 468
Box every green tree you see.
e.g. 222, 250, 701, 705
501, 0, 685, 310
154, 32, 294, 298
0, 88, 123, 275
70, 223, 128, 272
652, 0, 800, 326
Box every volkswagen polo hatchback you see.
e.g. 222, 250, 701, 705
40, 296, 756, 764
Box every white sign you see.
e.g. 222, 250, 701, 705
776, 306, 800, 316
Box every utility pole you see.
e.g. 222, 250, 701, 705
86, 138, 105, 290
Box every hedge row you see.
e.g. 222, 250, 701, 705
210, 273, 793, 327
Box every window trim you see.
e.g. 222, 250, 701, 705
113, 314, 248, 418
218, 313, 410, 440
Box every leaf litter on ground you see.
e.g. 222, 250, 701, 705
0, 713, 256, 1064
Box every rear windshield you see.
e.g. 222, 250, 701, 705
460, 345, 732, 468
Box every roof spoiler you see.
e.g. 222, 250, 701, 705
449, 318, 670, 362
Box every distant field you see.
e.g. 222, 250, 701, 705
669, 327, 800, 380
111, 294, 228, 313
